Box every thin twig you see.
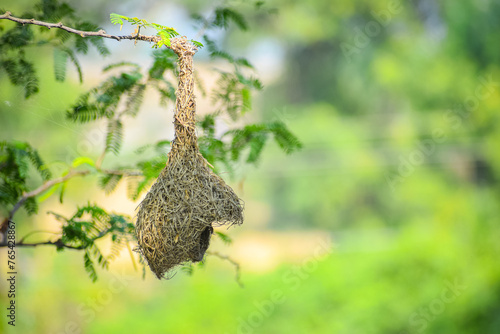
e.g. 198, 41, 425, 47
7, 169, 90, 220
0, 225, 114, 248
11, 239, 85, 250
95, 149, 107, 170
206, 250, 243, 287
101, 169, 143, 176
0, 169, 89, 242
4, 168, 141, 222
0, 11, 161, 44
0, 166, 143, 239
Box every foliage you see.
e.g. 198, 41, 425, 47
0, 0, 110, 97
109, 13, 192, 49
0, 0, 301, 281
197, 115, 302, 170
0, 141, 51, 215
49, 204, 135, 282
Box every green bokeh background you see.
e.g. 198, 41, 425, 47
1, 0, 500, 333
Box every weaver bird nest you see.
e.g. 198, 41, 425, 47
135, 37, 244, 279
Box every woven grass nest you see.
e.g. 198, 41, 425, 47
135, 37, 244, 279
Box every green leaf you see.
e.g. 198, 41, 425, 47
224, 121, 301, 164
37, 1, 75, 21
68, 87, 111, 123
235, 58, 254, 68
181, 263, 194, 276
126, 176, 140, 200
155, 140, 171, 154
157, 84, 177, 105
59, 182, 66, 203
210, 50, 234, 62
241, 88, 251, 112
110, 13, 127, 27
247, 132, 268, 163
191, 40, 204, 48
72, 156, 95, 168
99, 173, 123, 194
213, 7, 248, 31
0, 23, 33, 48
139, 156, 167, 178
1, 57, 39, 98
55, 28, 72, 43
63, 47, 83, 83
13, 150, 30, 179
26, 146, 52, 180
48, 203, 134, 279
53, 47, 68, 81
67, 103, 109, 123
103, 62, 140, 72
216, 231, 232, 244
149, 48, 176, 79
105, 119, 123, 155
124, 84, 146, 117
157, 28, 178, 39
75, 38, 89, 54
0, 141, 53, 210
268, 121, 303, 154
212, 71, 260, 121
89, 36, 110, 57
151, 24, 179, 37
23, 196, 38, 215
38, 183, 61, 202
255, 1, 265, 9
84, 250, 98, 282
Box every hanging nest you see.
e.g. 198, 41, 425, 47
135, 37, 244, 279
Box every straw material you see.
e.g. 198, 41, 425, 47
135, 37, 244, 279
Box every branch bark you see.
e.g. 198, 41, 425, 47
102, 169, 143, 176
0, 223, 113, 248
0, 11, 161, 44
7, 169, 90, 221
0, 169, 90, 242
11, 239, 85, 250
2, 168, 141, 225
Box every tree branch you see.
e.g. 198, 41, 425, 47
0, 166, 144, 244
101, 169, 143, 176
0, 11, 161, 44
7, 169, 90, 221
0, 223, 115, 248
4, 238, 85, 250
0, 169, 90, 242
3, 167, 141, 225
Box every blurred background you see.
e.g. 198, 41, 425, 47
1, 0, 500, 333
